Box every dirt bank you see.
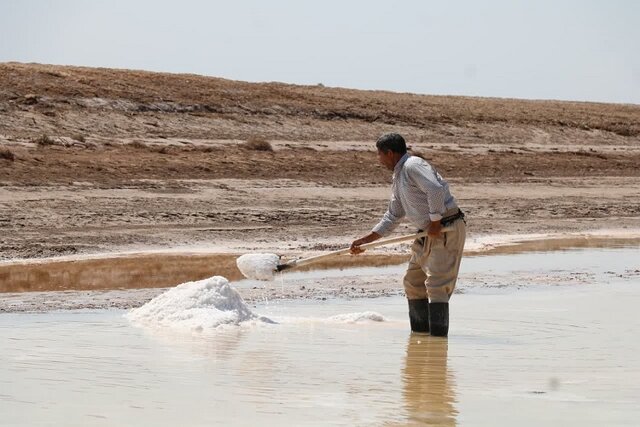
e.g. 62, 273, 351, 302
0, 62, 639, 262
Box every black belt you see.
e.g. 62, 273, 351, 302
441, 209, 465, 227
418, 209, 466, 234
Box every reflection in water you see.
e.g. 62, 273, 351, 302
149, 327, 247, 361
402, 335, 457, 426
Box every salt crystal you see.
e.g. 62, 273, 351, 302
236, 253, 280, 280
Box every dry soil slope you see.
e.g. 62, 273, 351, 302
0, 62, 638, 144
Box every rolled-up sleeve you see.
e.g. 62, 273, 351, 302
372, 193, 405, 237
408, 163, 446, 221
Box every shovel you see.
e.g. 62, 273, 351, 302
236, 228, 454, 280
276, 228, 451, 272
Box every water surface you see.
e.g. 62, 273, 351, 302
1, 247, 639, 426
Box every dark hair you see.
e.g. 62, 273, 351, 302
376, 133, 407, 154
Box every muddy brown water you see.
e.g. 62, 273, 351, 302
0, 253, 409, 293
1, 235, 639, 293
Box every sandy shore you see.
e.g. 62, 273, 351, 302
1, 175, 640, 261
1, 63, 639, 261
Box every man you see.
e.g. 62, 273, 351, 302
350, 133, 466, 337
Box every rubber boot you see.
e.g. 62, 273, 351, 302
428, 302, 449, 337
407, 299, 430, 333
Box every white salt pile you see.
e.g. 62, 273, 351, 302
127, 276, 269, 331
236, 253, 280, 281
327, 312, 386, 323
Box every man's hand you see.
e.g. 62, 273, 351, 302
350, 232, 381, 255
350, 238, 367, 255
427, 220, 442, 238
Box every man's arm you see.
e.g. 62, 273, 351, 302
371, 194, 405, 237
351, 193, 405, 254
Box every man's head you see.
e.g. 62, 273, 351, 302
376, 133, 407, 170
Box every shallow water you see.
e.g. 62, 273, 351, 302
1, 247, 639, 426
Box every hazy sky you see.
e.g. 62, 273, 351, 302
1, 0, 638, 104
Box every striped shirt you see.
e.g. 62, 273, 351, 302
372, 153, 458, 237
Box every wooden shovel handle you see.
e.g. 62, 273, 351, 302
279, 228, 451, 271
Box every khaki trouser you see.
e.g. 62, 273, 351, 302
403, 215, 466, 303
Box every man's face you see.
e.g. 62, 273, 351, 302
377, 149, 396, 171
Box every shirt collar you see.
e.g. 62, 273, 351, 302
393, 153, 410, 178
